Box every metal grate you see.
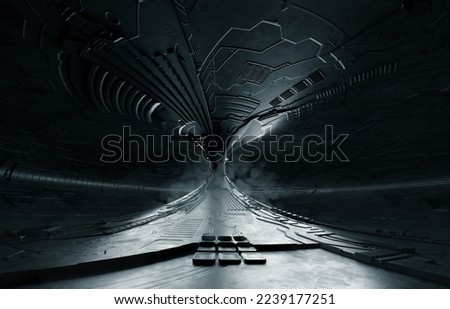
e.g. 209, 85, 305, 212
350, 61, 399, 85
307, 70, 326, 84
240, 62, 272, 84
270, 97, 282, 106
280, 89, 295, 100
293, 80, 308, 92
316, 84, 346, 100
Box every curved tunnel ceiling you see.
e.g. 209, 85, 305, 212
1, 0, 448, 139
0, 0, 450, 288
4, 0, 447, 136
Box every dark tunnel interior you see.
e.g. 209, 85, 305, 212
0, 0, 450, 288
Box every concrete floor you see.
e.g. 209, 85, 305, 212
25, 249, 444, 289
2, 169, 449, 288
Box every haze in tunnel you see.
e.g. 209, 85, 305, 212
0, 0, 450, 288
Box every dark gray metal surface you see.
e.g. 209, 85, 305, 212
1, 0, 450, 288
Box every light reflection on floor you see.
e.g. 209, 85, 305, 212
26, 249, 445, 289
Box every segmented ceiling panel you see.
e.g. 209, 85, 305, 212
238, 62, 273, 85
56, 3, 214, 134
180, 0, 353, 133
83, 38, 211, 130
211, 95, 260, 121
86, 64, 160, 122
4, 0, 448, 144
